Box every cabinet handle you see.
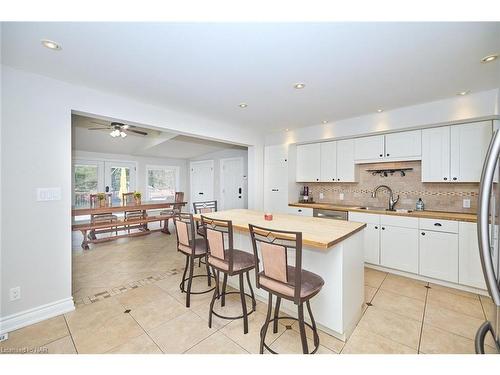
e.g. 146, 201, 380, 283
316, 178, 319, 181
381, 227, 385, 230
421, 232, 426, 236
379, 154, 383, 157
375, 226, 378, 229
332, 178, 335, 181
453, 177, 457, 181
434, 223, 442, 227
386, 153, 390, 156
298, 209, 302, 212
337, 178, 340, 181
443, 177, 448, 181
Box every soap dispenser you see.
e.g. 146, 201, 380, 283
416, 198, 424, 211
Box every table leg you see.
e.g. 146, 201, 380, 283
81, 230, 90, 250
162, 217, 171, 234
142, 210, 149, 231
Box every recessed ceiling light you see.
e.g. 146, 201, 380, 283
294, 83, 306, 89
41, 39, 62, 51
238, 103, 248, 108
481, 54, 498, 63
322, 120, 328, 124
457, 90, 470, 96
377, 109, 384, 113
285, 128, 289, 132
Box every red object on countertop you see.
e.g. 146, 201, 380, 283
264, 213, 273, 221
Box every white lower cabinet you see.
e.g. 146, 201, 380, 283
349, 212, 380, 264
419, 230, 458, 283
287, 207, 313, 217
380, 225, 419, 274
459, 222, 486, 289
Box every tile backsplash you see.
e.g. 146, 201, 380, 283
299, 161, 478, 213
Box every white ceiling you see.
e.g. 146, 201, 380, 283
3, 22, 500, 133
72, 114, 245, 159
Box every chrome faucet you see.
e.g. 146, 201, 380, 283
372, 185, 399, 211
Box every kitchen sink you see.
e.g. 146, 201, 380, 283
355, 206, 395, 211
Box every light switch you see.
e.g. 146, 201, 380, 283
463, 199, 471, 208
37, 187, 62, 201
339, 193, 344, 200
319, 193, 324, 200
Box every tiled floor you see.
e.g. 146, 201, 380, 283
0, 231, 496, 354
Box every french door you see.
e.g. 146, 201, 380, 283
72, 159, 136, 208
190, 160, 214, 212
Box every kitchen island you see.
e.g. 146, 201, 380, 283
193, 209, 366, 341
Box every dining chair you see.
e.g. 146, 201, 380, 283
202, 215, 256, 334
89, 193, 118, 236
122, 192, 146, 233
160, 192, 184, 229
249, 224, 325, 354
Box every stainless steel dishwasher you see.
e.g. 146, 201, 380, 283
313, 209, 348, 221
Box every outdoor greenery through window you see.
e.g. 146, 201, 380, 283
74, 165, 98, 208
147, 166, 178, 201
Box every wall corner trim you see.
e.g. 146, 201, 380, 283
0, 297, 75, 335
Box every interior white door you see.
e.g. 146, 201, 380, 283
104, 161, 137, 206
190, 160, 214, 210
264, 145, 288, 213
220, 157, 245, 210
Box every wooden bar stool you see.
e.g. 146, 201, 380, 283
174, 213, 215, 307
249, 224, 325, 354
201, 215, 256, 334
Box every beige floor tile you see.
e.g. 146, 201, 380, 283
44, 336, 77, 354
116, 284, 171, 309
290, 323, 345, 353
372, 289, 425, 321
365, 285, 377, 303
148, 310, 215, 354
380, 273, 428, 301
429, 283, 480, 300
106, 333, 162, 354
424, 303, 485, 340
419, 324, 475, 354
221, 311, 285, 354
357, 306, 422, 349
70, 313, 144, 353
128, 293, 187, 331
341, 326, 416, 354
0, 315, 69, 351
364, 268, 387, 288
185, 332, 248, 354
426, 288, 484, 319
269, 329, 335, 354
167, 284, 215, 308
65, 297, 124, 332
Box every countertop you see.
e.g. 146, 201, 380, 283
193, 209, 366, 250
289, 202, 477, 223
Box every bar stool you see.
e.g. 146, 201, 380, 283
249, 224, 325, 354
193, 200, 218, 238
202, 215, 256, 334
174, 213, 215, 307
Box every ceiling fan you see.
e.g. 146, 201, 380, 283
88, 121, 148, 138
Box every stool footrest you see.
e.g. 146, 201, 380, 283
261, 316, 320, 354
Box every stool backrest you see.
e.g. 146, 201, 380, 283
122, 192, 136, 206
249, 224, 303, 304
193, 200, 217, 233
89, 193, 112, 208
174, 213, 196, 255
201, 215, 235, 272
174, 191, 185, 203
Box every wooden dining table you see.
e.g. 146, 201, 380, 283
72, 200, 187, 249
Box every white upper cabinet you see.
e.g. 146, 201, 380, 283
296, 143, 321, 182
422, 121, 492, 183
450, 121, 492, 182
320, 141, 337, 182
354, 135, 385, 161
385, 130, 421, 160
422, 126, 451, 182
336, 139, 356, 182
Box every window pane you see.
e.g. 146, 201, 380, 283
74, 165, 98, 208
110, 167, 130, 205
147, 168, 176, 201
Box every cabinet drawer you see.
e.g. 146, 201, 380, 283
419, 218, 458, 233
380, 215, 418, 229
287, 207, 313, 217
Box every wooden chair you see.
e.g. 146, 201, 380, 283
123, 192, 146, 233
202, 215, 256, 334
160, 192, 184, 228
249, 224, 325, 354
89, 193, 118, 237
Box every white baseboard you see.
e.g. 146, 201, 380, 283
0, 297, 75, 335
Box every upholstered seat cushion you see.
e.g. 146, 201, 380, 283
178, 238, 207, 256
208, 249, 255, 273
258, 266, 324, 299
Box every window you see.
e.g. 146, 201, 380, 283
146, 166, 180, 201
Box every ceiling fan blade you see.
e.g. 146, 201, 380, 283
129, 129, 148, 136
88, 127, 110, 130
91, 121, 109, 126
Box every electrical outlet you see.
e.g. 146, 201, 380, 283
339, 193, 344, 200
319, 193, 324, 200
9, 287, 21, 301
0, 333, 8, 342
463, 199, 471, 208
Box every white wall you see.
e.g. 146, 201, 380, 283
73, 150, 188, 201
189, 148, 249, 210
0, 66, 264, 333
266, 88, 500, 146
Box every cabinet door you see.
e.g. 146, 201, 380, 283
380, 225, 419, 273
336, 139, 356, 182
320, 141, 337, 182
385, 130, 422, 160
459, 222, 486, 289
419, 230, 458, 283
287, 207, 313, 217
364, 223, 381, 264
422, 126, 450, 182
450, 121, 492, 182
354, 135, 385, 162
264, 145, 288, 213
296, 143, 321, 182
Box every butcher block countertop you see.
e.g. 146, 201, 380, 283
193, 209, 366, 250
289, 202, 477, 223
